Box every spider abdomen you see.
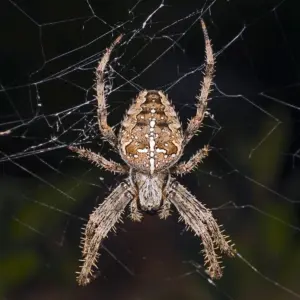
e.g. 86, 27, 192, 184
119, 90, 183, 174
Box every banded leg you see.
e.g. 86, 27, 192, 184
184, 20, 214, 145
69, 146, 128, 174
167, 180, 235, 279
96, 35, 123, 148
172, 145, 210, 175
77, 181, 133, 285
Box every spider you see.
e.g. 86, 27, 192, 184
69, 19, 235, 286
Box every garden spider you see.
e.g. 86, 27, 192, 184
69, 19, 235, 286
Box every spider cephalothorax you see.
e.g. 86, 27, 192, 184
69, 20, 236, 286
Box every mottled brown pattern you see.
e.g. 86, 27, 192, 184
118, 90, 183, 173
70, 20, 236, 286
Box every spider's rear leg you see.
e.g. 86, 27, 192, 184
96, 35, 122, 149
183, 20, 214, 146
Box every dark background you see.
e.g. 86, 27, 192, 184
1, 0, 300, 299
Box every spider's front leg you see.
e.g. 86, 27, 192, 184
78, 181, 134, 286
184, 20, 214, 146
96, 35, 122, 149
167, 180, 235, 279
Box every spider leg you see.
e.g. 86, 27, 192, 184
69, 146, 129, 174
171, 145, 210, 175
167, 180, 235, 279
77, 181, 134, 286
96, 35, 122, 149
184, 20, 214, 146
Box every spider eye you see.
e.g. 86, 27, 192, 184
145, 208, 159, 215
139, 198, 162, 212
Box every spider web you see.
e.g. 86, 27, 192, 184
1, 0, 300, 299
